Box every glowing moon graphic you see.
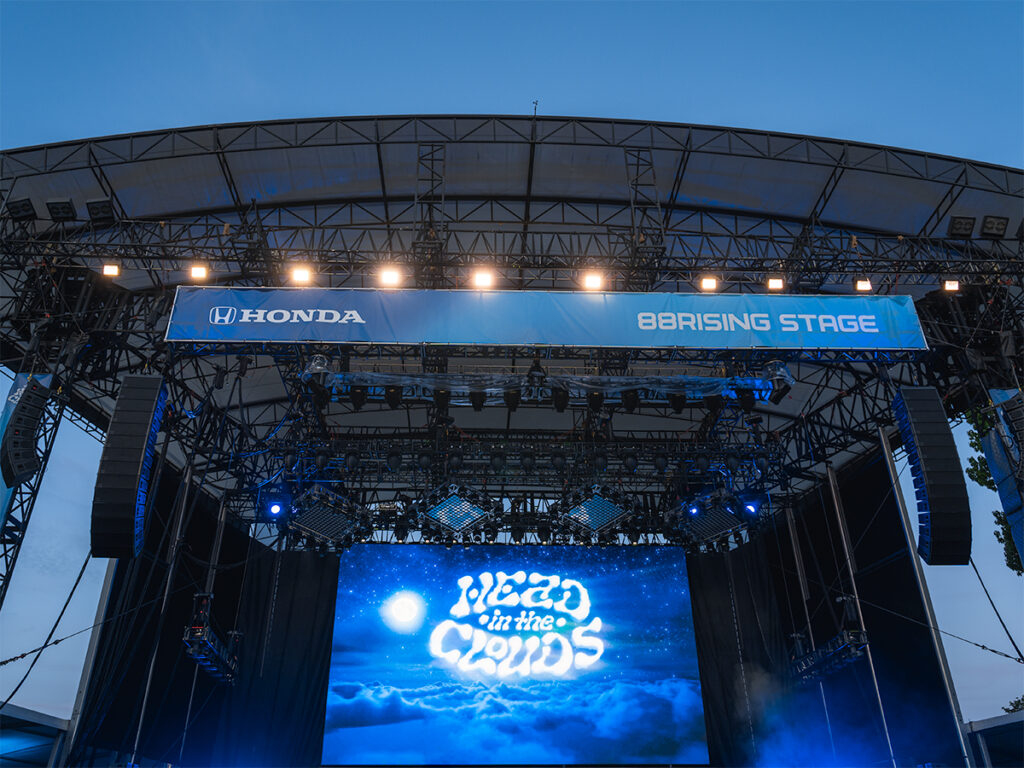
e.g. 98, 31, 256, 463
381, 590, 427, 633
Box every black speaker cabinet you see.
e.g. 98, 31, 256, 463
91, 375, 167, 558
0, 377, 50, 487
893, 386, 972, 565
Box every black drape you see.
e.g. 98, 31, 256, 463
212, 549, 339, 767
688, 453, 967, 767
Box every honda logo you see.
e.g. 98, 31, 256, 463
209, 306, 237, 325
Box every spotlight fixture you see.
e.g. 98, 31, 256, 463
384, 385, 403, 409
737, 388, 756, 413
979, 215, 1009, 239
694, 455, 711, 473
5, 198, 37, 221
668, 393, 687, 414
45, 199, 76, 222
551, 387, 570, 413
447, 451, 463, 470
472, 269, 494, 289
503, 387, 521, 412
86, 198, 115, 222
703, 394, 724, 412
767, 277, 784, 291
582, 272, 603, 291
190, 264, 208, 280
433, 388, 451, 410
520, 452, 536, 472
315, 449, 331, 470
943, 279, 960, 292
586, 390, 605, 411
344, 451, 360, 471
417, 451, 433, 469
102, 263, 120, 277
386, 450, 403, 472
623, 452, 639, 472
946, 216, 976, 238
855, 278, 872, 292
592, 452, 608, 472
700, 276, 718, 292
380, 267, 401, 287
621, 389, 640, 413
469, 389, 486, 411
653, 453, 669, 472
490, 453, 506, 472
349, 385, 368, 410
551, 451, 567, 471
291, 265, 312, 284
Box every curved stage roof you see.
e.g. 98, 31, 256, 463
2, 115, 1021, 295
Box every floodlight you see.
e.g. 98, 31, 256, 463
582, 272, 603, 290
46, 199, 76, 222
380, 267, 402, 287
469, 389, 487, 411
5, 198, 37, 221
767, 277, 784, 291
855, 278, 872, 292
700, 276, 718, 292
472, 269, 494, 289
86, 198, 115, 222
947, 216, 976, 238
980, 216, 1009, 239
102, 263, 120, 277
190, 264, 208, 280
943, 279, 960, 292
291, 266, 312, 284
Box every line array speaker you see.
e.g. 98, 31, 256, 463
0, 377, 50, 487
91, 375, 167, 558
892, 386, 971, 565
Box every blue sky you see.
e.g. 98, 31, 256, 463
0, 0, 1020, 732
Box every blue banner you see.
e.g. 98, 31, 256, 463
166, 287, 927, 350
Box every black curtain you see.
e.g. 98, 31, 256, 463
211, 549, 339, 767
688, 452, 966, 767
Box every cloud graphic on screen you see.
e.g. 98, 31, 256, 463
324, 677, 707, 764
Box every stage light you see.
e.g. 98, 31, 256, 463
291, 265, 312, 284
86, 198, 115, 222
5, 198, 37, 221
46, 199, 76, 222
943, 279, 960, 292
654, 453, 668, 472
190, 264, 208, 280
586, 390, 604, 411
551, 451, 567, 471
700, 276, 718, 292
980, 215, 1009, 239
737, 388, 756, 413
490, 453, 506, 472
520, 452, 536, 472
551, 387, 570, 413
855, 278, 872, 292
472, 269, 494, 289
344, 451, 360, 471
582, 272, 603, 290
694, 455, 711, 473
315, 449, 330, 470
417, 451, 433, 469
947, 216, 976, 238
433, 388, 450, 410
469, 389, 486, 411
668, 393, 687, 414
623, 452, 639, 472
387, 450, 403, 472
503, 387, 521, 412
688, 503, 700, 516
269, 502, 282, 516
349, 385, 368, 410
447, 451, 463, 470
767, 277, 784, 291
621, 389, 640, 413
102, 263, 120, 277
745, 503, 757, 514
380, 267, 402, 287
592, 451, 608, 472
385, 385, 403, 409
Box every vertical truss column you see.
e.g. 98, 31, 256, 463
623, 147, 666, 291
0, 395, 65, 609
413, 143, 448, 288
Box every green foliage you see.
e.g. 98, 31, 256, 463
964, 408, 997, 490
992, 510, 1024, 576
1003, 694, 1024, 713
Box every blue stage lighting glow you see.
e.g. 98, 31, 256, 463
269, 503, 282, 515
689, 505, 700, 516
745, 503, 757, 514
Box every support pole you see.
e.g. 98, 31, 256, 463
878, 428, 974, 767
826, 463, 897, 768
784, 506, 836, 759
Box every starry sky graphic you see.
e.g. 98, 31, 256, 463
323, 545, 708, 765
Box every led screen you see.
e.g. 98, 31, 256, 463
322, 545, 708, 765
